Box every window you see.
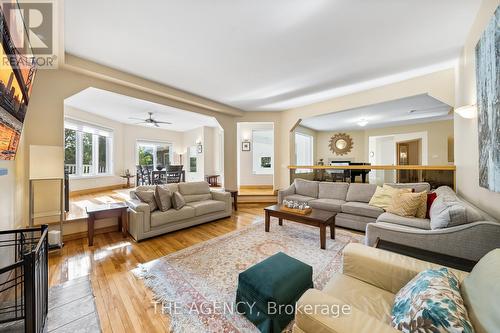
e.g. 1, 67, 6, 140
295, 132, 313, 173
137, 141, 173, 168
64, 119, 113, 177
252, 129, 273, 175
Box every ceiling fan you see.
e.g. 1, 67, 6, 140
128, 112, 172, 127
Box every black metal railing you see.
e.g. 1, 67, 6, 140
0, 225, 48, 332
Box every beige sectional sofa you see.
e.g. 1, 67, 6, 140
126, 181, 232, 241
293, 243, 500, 333
279, 179, 500, 261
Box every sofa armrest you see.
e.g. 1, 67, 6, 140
278, 184, 296, 204
366, 221, 500, 262
127, 199, 150, 214
342, 243, 468, 294
211, 191, 232, 212
294, 289, 399, 333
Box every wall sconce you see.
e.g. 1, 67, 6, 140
454, 104, 476, 119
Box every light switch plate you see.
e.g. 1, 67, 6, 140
0, 168, 7, 176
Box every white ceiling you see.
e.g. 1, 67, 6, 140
64, 87, 220, 131
64, 0, 481, 111
300, 94, 452, 131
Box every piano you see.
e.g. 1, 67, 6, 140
329, 161, 371, 183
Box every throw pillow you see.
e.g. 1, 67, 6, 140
135, 190, 157, 212
155, 186, 172, 212
386, 191, 426, 217
369, 186, 411, 209
392, 268, 474, 333
172, 191, 186, 210
426, 192, 438, 218
415, 191, 429, 219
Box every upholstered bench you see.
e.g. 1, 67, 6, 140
236, 252, 313, 333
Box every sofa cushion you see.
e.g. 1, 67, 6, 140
172, 191, 186, 210
183, 193, 212, 203
186, 200, 225, 216
150, 206, 195, 227
154, 185, 172, 212
323, 273, 394, 322
385, 182, 431, 193
178, 181, 210, 195
346, 183, 378, 203
376, 212, 431, 230
336, 213, 376, 231
392, 268, 474, 333
308, 198, 345, 212
135, 190, 157, 212
318, 182, 349, 200
461, 249, 500, 333
342, 201, 384, 218
283, 194, 316, 203
293, 179, 319, 198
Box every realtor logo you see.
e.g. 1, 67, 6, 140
1, 0, 58, 68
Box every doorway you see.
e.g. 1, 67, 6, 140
236, 122, 275, 195
397, 139, 421, 182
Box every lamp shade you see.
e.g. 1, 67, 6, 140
29, 145, 64, 179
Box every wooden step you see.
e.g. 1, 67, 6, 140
238, 194, 277, 204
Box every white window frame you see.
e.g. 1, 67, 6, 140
295, 132, 314, 173
64, 119, 113, 178
136, 140, 174, 168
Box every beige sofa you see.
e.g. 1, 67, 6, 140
126, 181, 232, 241
293, 243, 499, 333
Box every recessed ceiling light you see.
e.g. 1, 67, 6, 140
358, 119, 368, 127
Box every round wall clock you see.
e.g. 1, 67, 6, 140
329, 133, 353, 156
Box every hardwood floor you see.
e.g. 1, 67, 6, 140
48, 204, 267, 333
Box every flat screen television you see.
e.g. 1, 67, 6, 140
0, 0, 36, 160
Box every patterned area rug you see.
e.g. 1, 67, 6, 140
134, 220, 364, 332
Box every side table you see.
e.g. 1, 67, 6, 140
86, 202, 129, 246
225, 189, 238, 211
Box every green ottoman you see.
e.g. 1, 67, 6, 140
236, 252, 313, 333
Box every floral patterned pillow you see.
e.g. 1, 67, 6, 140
391, 268, 474, 333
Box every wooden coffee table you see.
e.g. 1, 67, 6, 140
86, 202, 128, 246
264, 204, 336, 249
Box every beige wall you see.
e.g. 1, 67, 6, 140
311, 120, 453, 166
316, 130, 365, 163
455, 0, 500, 220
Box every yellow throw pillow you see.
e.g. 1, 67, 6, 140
415, 192, 428, 219
369, 186, 412, 210
386, 191, 427, 217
